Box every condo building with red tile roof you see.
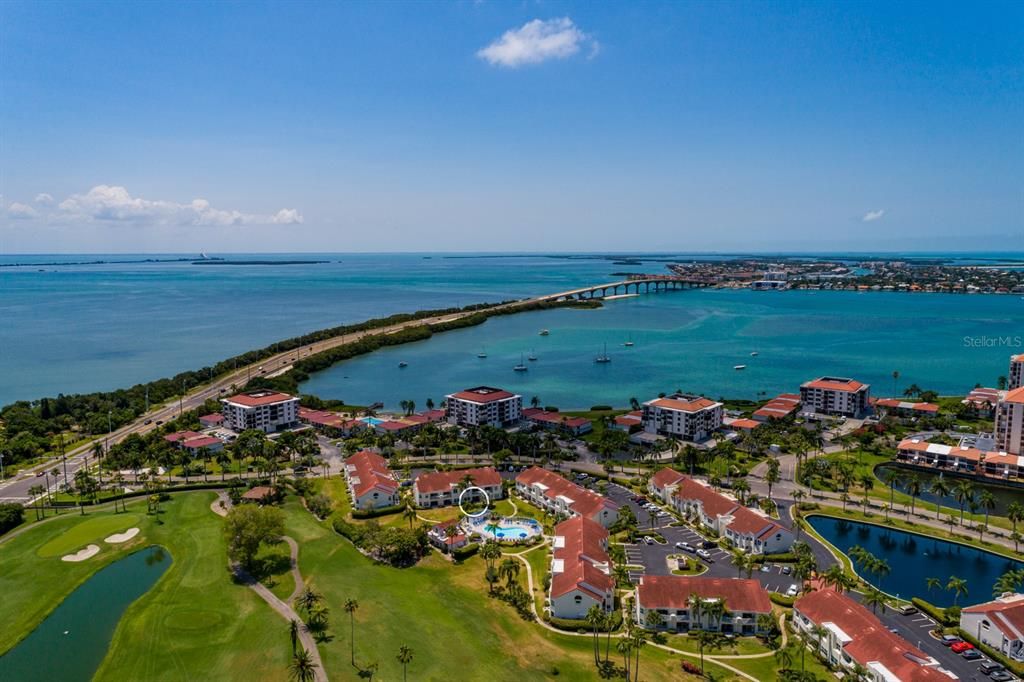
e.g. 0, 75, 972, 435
671, 478, 792, 554
647, 467, 687, 503
445, 386, 522, 428
521, 408, 593, 435
641, 394, 723, 442
799, 377, 870, 417
997, 386, 1024, 455
961, 592, 1024, 661
413, 466, 503, 508
1011, 354, 1024, 391
634, 576, 772, 634
753, 394, 802, 421
515, 467, 619, 527
343, 450, 400, 510
794, 589, 947, 680
872, 398, 940, 418
549, 516, 614, 619
221, 390, 299, 433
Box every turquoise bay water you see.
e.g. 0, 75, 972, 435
808, 516, 1022, 607
0, 546, 170, 681
2, 252, 1022, 406
302, 288, 1024, 409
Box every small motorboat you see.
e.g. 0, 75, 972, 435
624, 333, 634, 347
734, 364, 746, 370
539, 329, 550, 336
477, 346, 487, 359
528, 349, 537, 361
398, 361, 408, 368
750, 351, 759, 357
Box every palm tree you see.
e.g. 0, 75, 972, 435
344, 598, 359, 665
765, 458, 780, 500
585, 605, 603, 665
216, 450, 232, 482
863, 586, 887, 614
892, 370, 900, 397
883, 470, 901, 512
979, 489, 997, 530
295, 587, 323, 617
499, 557, 520, 591
930, 477, 950, 520
925, 576, 942, 596
774, 643, 794, 673
688, 592, 705, 630
289, 619, 299, 653
1009, 502, 1024, 539
953, 480, 974, 525
694, 629, 720, 673
616, 637, 633, 679
947, 576, 968, 606
288, 647, 317, 682
396, 644, 414, 682
402, 505, 417, 530
631, 629, 647, 682
905, 474, 922, 516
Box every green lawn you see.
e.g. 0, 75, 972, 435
0, 492, 291, 680
281, 497, 701, 681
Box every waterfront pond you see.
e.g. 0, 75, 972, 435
807, 516, 1024, 608
0, 545, 170, 681
876, 464, 1024, 518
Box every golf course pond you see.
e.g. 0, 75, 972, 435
808, 516, 1024, 608
0, 545, 170, 681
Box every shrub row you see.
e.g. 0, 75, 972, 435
351, 503, 405, 519
769, 593, 796, 607
910, 597, 956, 626
452, 543, 480, 560
544, 610, 624, 633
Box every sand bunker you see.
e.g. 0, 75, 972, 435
62, 545, 100, 562
104, 527, 140, 544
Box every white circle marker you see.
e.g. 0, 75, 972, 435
458, 485, 491, 518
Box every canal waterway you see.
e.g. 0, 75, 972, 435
0, 546, 170, 682
808, 516, 1023, 607
876, 463, 1024, 518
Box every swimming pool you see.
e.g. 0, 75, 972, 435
360, 416, 385, 426
470, 517, 543, 541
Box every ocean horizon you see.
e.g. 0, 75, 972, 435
3, 251, 1022, 406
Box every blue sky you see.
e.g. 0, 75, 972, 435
1, 1, 1021, 253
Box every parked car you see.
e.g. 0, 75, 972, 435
940, 635, 963, 646
980, 660, 1005, 674
962, 649, 983, 660
781, 566, 792, 575
897, 604, 918, 615
989, 672, 1015, 682
675, 542, 691, 551
644, 536, 654, 545
701, 540, 716, 549
696, 549, 712, 559
785, 584, 800, 597
760, 564, 771, 573
950, 641, 975, 653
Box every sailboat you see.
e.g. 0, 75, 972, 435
528, 348, 537, 361
624, 333, 634, 347
513, 353, 528, 372
477, 346, 487, 359
595, 343, 611, 364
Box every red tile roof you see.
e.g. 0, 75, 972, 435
553, 516, 609, 566
637, 576, 771, 613
725, 505, 780, 538
516, 467, 619, 519
874, 398, 940, 413
802, 377, 866, 392
164, 430, 201, 443
551, 557, 614, 600
199, 413, 224, 423
674, 479, 739, 519
181, 435, 222, 449
963, 594, 1024, 639
650, 467, 686, 490
729, 418, 761, 430
345, 450, 398, 498
1006, 387, 1024, 405
795, 589, 947, 681
225, 390, 296, 407
526, 410, 591, 429
649, 396, 720, 412
414, 467, 501, 494
448, 386, 517, 403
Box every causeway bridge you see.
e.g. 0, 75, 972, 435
538, 274, 714, 302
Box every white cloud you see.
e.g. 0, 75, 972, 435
862, 209, 886, 222
52, 185, 302, 226
7, 202, 38, 219
34, 193, 54, 205
477, 17, 596, 68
